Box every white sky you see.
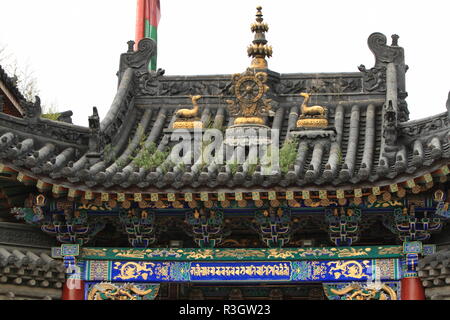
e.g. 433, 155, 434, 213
0, 0, 449, 126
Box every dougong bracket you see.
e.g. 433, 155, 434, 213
185, 208, 225, 248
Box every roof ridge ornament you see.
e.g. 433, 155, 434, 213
247, 6, 273, 69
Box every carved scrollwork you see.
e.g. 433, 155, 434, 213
137, 75, 232, 97
359, 33, 406, 93
20, 96, 42, 119
120, 38, 157, 72
358, 65, 386, 92
400, 114, 449, 137
275, 77, 361, 95
368, 33, 404, 67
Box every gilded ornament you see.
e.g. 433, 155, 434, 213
336, 248, 370, 258
328, 283, 397, 300
186, 249, 214, 260
378, 246, 403, 255
297, 93, 328, 128
412, 185, 422, 194
173, 95, 203, 129
254, 200, 264, 208
382, 192, 392, 201
226, 71, 273, 126
327, 260, 370, 279
188, 201, 198, 209
173, 201, 184, 209
122, 200, 131, 209
368, 194, 377, 204
82, 248, 107, 257
247, 6, 273, 69
220, 200, 231, 208
108, 199, 117, 208
270, 199, 280, 207
88, 283, 159, 301
237, 200, 248, 208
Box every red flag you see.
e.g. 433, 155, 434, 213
135, 0, 161, 70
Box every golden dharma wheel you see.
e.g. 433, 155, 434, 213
338, 198, 347, 206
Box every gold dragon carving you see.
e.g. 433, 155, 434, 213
88, 283, 158, 300
329, 283, 397, 300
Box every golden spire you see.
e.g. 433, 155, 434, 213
247, 6, 273, 69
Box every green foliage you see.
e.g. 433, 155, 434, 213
116, 157, 131, 169
247, 163, 258, 176
103, 144, 116, 163
280, 138, 300, 174
199, 139, 212, 167
132, 141, 170, 170
41, 104, 60, 121
228, 161, 239, 175
160, 160, 174, 174
337, 147, 343, 165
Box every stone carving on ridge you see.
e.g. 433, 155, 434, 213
20, 96, 42, 120
119, 38, 157, 73
275, 77, 362, 95
358, 32, 407, 106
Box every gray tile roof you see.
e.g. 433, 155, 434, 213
0, 34, 447, 194
0, 246, 65, 288
418, 248, 450, 300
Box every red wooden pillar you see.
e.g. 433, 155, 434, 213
62, 277, 85, 300
401, 276, 425, 300
61, 251, 85, 300
401, 244, 426, 300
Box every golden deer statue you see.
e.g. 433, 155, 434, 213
176, 95, 202, 119
300, 93, 327, 117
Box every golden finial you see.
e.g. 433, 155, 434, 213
247, 6, 273, 69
